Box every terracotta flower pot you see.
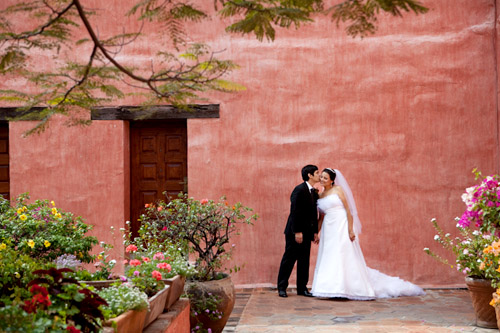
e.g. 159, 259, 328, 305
143, 285, 170, 329
187, 274, 235, 333
80, 279, 119, 290
163, 275, 186, 311
465, 277, 498, 328
492, 292, 500, 331
104, 309, 147, 333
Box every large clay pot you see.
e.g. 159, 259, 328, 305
492, 292, 500, 331
143, 285, 170, 329
465, 277, 498, 328
186, 274, 235, 333
163, 275, 186, 311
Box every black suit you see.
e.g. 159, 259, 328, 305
277, 182, 319, 293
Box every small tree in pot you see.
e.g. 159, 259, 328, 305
140, 193, 258, 333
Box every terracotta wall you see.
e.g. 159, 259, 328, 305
2, 0, 500, 287
9, 119, 130, 270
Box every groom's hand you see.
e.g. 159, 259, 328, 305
313, 233, 319, 244
295, 232, 303, 244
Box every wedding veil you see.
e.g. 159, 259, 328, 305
334, 169, 362, 235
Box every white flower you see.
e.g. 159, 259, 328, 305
455, 217, 460, 221
473, 230, 480, 236
423, 248, 429, 251
119, 228, 125, 231
109, 259, 116, 265
125, 220, 130, 225
483, 235, 491, 240
434, 235, 440, 240
430, 218, 436, 222
445, 233, 450, 237
463, 249, 469, 255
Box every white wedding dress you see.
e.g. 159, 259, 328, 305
311, 193, 425, 300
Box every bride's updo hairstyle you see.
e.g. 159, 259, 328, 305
323, 168, 336, 186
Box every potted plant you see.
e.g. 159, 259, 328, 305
425, 170, 500, 328
140, 193, 258, 333
97, 283, 150, 332
122, 219, 197, 311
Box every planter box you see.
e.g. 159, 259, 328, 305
163, 275, 186, 311
144, 285, 170, 329
104, 309, 147, 333
80, 280, 119, 290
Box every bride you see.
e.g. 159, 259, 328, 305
311, 168, 425, 300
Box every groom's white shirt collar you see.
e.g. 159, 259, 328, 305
305, 182, 313, 191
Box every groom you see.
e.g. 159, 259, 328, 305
277, 164, 320, 297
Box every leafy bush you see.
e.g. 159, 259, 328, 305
139, 193, 258, 281
0, 194, 98, 263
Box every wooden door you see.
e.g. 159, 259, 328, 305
130, 120, 187, 235
0, 123, 9, 200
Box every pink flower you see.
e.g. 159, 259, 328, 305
152, 270, 162, 280
125, 245, 138, 253
153, 252, 165, 260
129, 259, 141, 266
156, 262, 172, 271
142, 256, 150, 263
133, 270, 140, 276
157, 206, 163, 212
162, 226, 168, 231
201, 198, 209, 204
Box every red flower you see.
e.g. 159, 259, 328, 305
67, 326, 81, 333
151, 270, 162, 281
125, 245, 138, 253
30, 284, 48, 297
200, 198, 209, 204
156, 262, 172, 272
22, 299, 37, 314
129, 259, 141, 266
142, 256, 150, 263
162, 226, 168, 231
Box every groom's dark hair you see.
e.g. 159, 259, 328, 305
301, 165, 318, 181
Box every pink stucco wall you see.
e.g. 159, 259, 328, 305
9, 118, 130, 270
2, 0, 500, 288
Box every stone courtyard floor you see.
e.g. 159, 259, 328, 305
222, 288, 497, 332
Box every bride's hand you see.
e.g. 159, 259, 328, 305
349, 230, 356, 242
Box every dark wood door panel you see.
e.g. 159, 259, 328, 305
130, 120, 187, 235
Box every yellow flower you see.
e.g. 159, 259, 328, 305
19, 214, 27, 221
51, 208, 58, 215
491, 299, 496, 307
97, 254, 103, 260
22, 206, 27, 212
44, 240, 51, 248
55, 213, 62, 219
51, 201, 55, 207
16, 208, 23, 214
27, 240, 35, 248
14, 272, 20, 278
0, 243, 6, 250
78, 252, 83, 258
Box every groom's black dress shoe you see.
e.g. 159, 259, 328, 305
278, 290, 288, 298
297, 290, 313, 297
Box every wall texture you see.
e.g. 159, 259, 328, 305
2, 0, 500, 288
